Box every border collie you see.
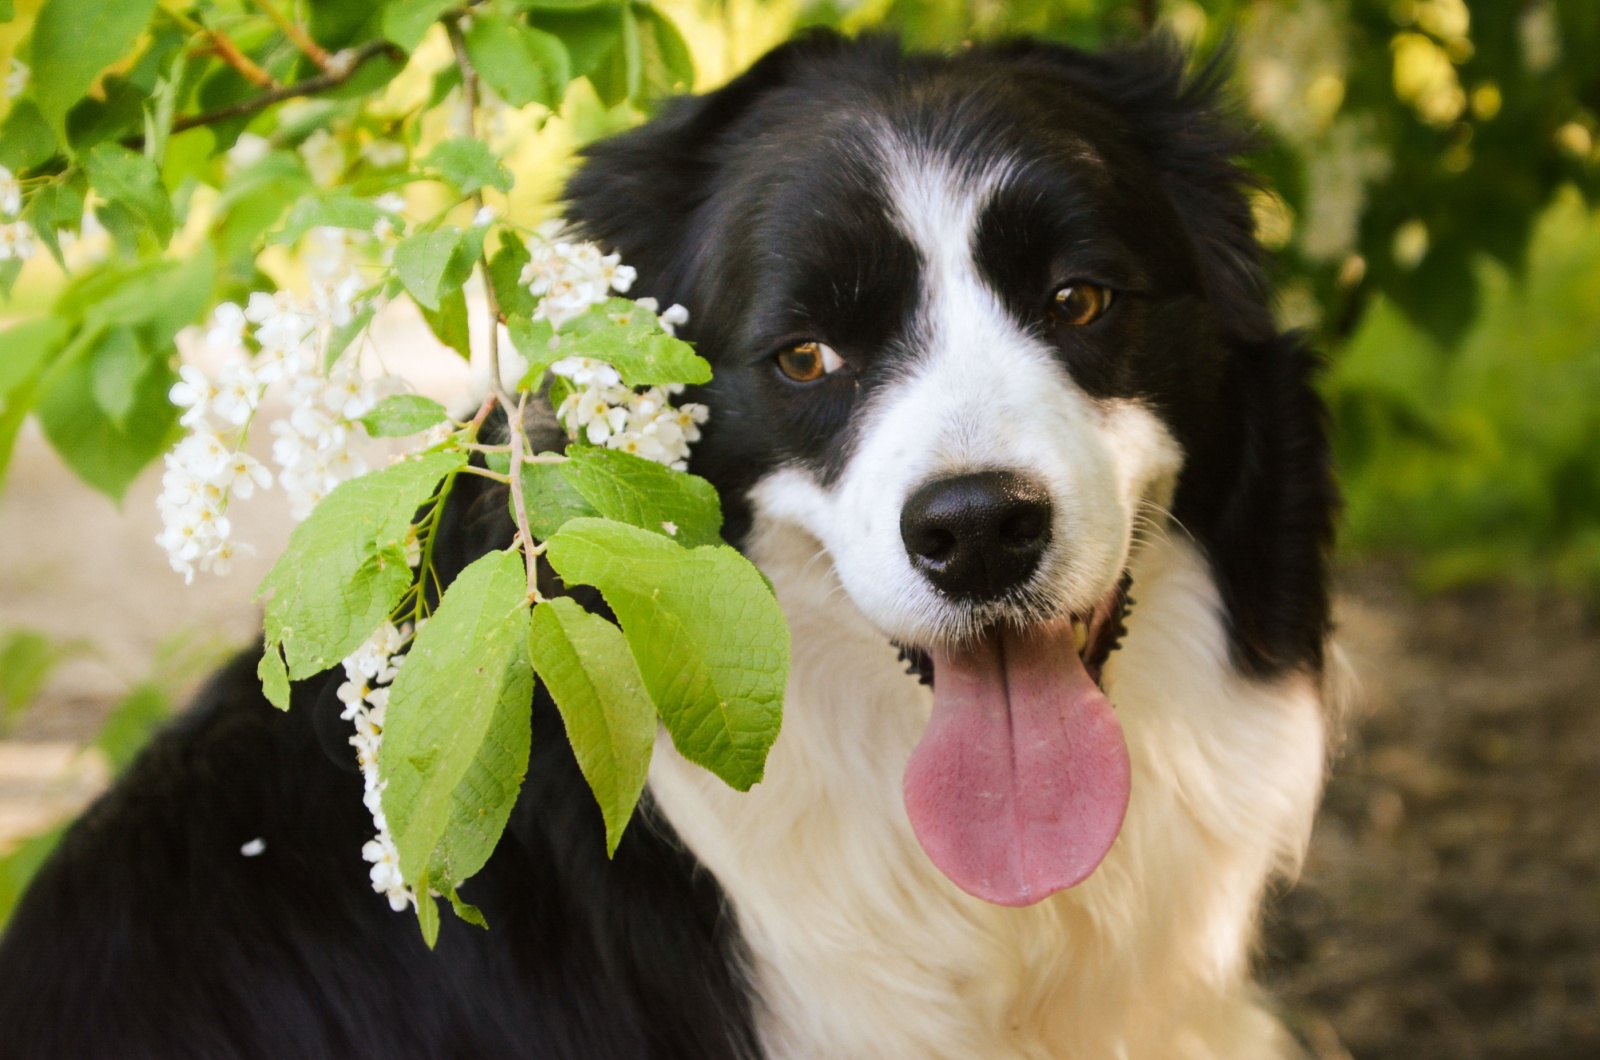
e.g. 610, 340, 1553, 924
0, 32, 1337, 1059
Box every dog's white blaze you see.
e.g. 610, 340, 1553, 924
647, 145, 1326, 1057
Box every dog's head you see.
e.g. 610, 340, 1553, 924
567, 33, 1335, 905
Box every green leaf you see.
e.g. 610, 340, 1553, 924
259, 643, 290, 710
446, 887, 488, 929
23, 179, 87, 267
416, 884, 440, 948
0, 101, 59, 172
514, 459, 599, 539
509, 316, 559, 385
34, 336, 178, 501
636, 6, 694, 98
382, 548, 534, 889
87, 325, 146, 427
257, 451, 466, 681
324, 302, 377, 370
0, 316, 69, 397
530, 6, 622, 81
382, 0, 459, 51
0, 629, 85, 728
528, 596, 655, 855
488, 237, 536, 321
94, 684, 170, 771
423, 137, 512, 195
273, 193, 385, 246
85, 144, 175, 247
420, 285, 472, 360
558, 446, 721, 547
463, 13, 570, 109
360, 394, 449, 437
394, 225, 481, 312
556, 298, 709, 386
544, 519, 787, 791
30, 0, 159, 141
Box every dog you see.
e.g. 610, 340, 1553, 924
0, 32, 1337, 1059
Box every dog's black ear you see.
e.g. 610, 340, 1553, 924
564, 28, 871, 299
987, 38, 1277, 344
1175, 332, 1337, 677
990, 39, 1335, 676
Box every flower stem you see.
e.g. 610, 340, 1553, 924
508, 391, 541, 601
250, 0, 337, 73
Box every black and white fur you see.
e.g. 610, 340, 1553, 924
0, 33, 1337, 1059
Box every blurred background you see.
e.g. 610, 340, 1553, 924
2, 1, 1598, 1057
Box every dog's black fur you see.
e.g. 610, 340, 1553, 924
0, 32, 1334, 1058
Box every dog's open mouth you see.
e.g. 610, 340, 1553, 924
895, 576, 1135, 907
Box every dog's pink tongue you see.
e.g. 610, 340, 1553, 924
903, 619, 1131, 906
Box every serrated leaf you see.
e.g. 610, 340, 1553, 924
446, 887, 488, 929
30, 0, 158, 141
361, 394, 449, 437
545, 519, 787, 790
85, 144, 174, 247
258, 643, 290, 710
558, 446, 721, 547
424, 138, 512, 196
394, 226, 481, 312
273, 194, 385, 246
382, 0, 458, 51
488, 238, 535, 321
556, 298, 709, 386
463, 13, 571, 109
528, 596, 655, 855
515, 459, 599, 539
382, 548, 534, 889
421, 285, 472, 360
256, 451, 465, 680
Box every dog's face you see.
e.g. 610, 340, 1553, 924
568, 35, 1334, 904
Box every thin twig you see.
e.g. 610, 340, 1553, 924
251, 0, 336, 72
507, 392, 541, 600
200, 30, 278, 89
121, 39, 403, 149
445, 16, 514, 408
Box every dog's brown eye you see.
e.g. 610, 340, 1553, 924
1050, 283, 1113, 326
776, 341, 844, 382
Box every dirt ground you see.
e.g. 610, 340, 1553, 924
2, 410, 1597, 1055
1264, 567, 1600, 1060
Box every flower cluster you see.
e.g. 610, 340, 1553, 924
0, 165, 34, 264
338, 621, 415, 912
157, 367, 272, 582
551, 354, 708, 469
156, 208, 406, 577
520, 222, 640, 327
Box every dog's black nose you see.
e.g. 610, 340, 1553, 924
900, 471, 1052, 599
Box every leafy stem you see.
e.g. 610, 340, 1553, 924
507, 391, 541, 601
249, 0, 338, 74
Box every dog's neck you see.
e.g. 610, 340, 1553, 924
646, 521, 1326, 1060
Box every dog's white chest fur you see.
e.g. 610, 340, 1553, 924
646, 526, 1326, 1060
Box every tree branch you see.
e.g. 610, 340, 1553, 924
251, 0, 337, 73
199, 29, 279, 89
131, 39, 404, 145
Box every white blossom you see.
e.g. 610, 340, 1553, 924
226, 133, 271, 173
0, 220, 36, 262
342, 621, 415, 913
5, 59, 28, 100
0, 166, 19, 218
207, 302, 250, 349
300, 128, 346, 188
361, 138, 408, 168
